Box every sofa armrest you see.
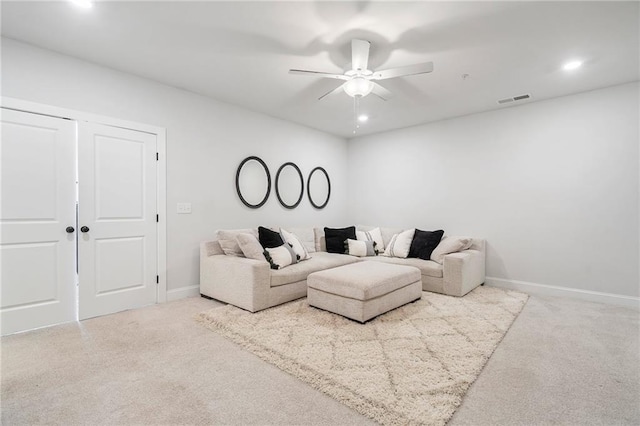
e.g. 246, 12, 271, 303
442, 249, 486, 297
200, 253, 271, 312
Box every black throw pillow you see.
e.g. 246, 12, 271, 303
258, 226, 284, 249
408, 229, 445, 260
324, 226, 356, 254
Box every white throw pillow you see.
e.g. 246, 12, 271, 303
236, 233, 267, 262
431, 236, 473, 264
264, 244, 298, 270
217, 228, 257, 257
356, 227, 385, 252
382, 229, 415, 258
286, 227, 316, 253
280, 228, 310, 261
345, 239, 376, 257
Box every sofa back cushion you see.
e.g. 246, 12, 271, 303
314, 228, 326, 252
380, 228, 405, 247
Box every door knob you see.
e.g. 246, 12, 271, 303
80, 226, 90, 233
66, 226, 75, 233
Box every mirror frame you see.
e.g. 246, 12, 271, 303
307, 166, 331, 209
275, 162, 304, 209
235, 156, 271, 209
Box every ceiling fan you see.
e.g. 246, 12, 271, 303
289, 39, 434, 101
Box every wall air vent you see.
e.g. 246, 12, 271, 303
497, 94, 532, 105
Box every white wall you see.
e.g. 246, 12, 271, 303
348, 82, 639, 298
1, 38, 349, 294
3, 37, 638, 302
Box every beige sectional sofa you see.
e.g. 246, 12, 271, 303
200, 226, 485, 313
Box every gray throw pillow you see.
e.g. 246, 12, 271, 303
431, 236, 473, 264
236, 233, 267, 262
217, 228, 257, 257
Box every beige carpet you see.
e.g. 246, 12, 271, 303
197, 286, 528, 426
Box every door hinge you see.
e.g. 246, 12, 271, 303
156, 152, 159, 161
156, 275, 159, 284
156, 214, 159, 222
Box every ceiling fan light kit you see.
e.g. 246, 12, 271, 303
343, 77, 374, 97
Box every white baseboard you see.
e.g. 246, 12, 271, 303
485, 277, 639, 309
166, 285, 200, 302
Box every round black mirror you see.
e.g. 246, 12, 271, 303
236, 156, 271, 209
307, 166, 331, 209
275, 162, 304, 209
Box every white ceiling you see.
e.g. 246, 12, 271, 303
2, 1, 638, 138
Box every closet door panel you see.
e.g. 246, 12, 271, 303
78, 122, 157, 320
0, 109, 77, 335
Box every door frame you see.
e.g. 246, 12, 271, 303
1, 96, 168, 303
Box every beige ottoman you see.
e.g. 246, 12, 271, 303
307, 261, 422, 323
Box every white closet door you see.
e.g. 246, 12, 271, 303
78, 122, 157, 320
0, 109, 77, 335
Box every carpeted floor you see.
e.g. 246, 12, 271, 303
197, 287, 528, 426
1, 291, 638, 425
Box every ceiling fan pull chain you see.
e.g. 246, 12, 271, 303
353, 96, 358, 134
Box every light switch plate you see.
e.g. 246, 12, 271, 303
177, 203, 192, 214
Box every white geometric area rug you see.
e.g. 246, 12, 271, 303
197, 286, 528, 426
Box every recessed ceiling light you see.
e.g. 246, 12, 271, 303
69, 0, 93, 9
357, 114, 369, 122
562, 60, 583, 71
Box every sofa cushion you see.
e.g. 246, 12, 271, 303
307, 261, 421, 301
367, 256, 443, 278
408, 229, 444, 260
324, 226, 356, 254
217, 228, 258, 257
270, 252, 359, 287
431, 236, 473, 264
259, 226, 284, 248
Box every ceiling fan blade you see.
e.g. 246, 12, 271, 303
371, 83, 393, 101
370, 62, 434, 80
351, 39, 370, 72
289, 69, 349, 80
318, 83, 346, 100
